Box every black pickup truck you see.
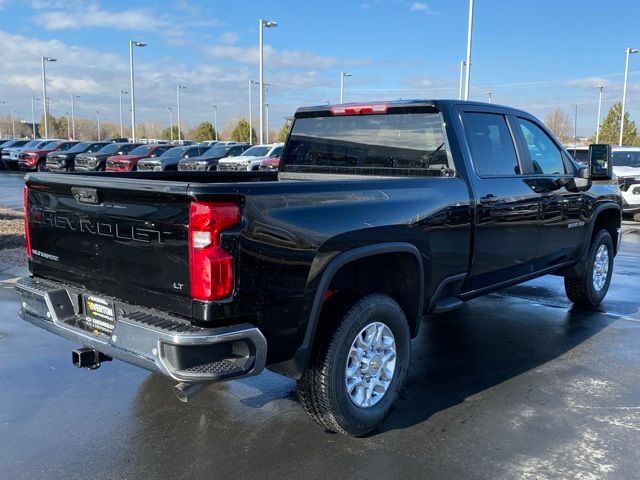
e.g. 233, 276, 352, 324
16, 100, 622, 436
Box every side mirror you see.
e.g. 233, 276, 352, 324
588, 144, 612, 180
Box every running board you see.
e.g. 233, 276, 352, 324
432, 296, 464, 313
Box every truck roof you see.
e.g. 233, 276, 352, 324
294, 99, 533, 118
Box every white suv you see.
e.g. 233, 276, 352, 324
217, 143, 284, 172
612, 147, 640, 219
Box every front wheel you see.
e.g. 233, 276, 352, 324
565, 229, 614, 306
297, 293, 410, 436
37, 161, 47, 172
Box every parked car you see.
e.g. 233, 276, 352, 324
75, 143, 141, 171
198, 140, 220, 147
178, 143, 250, 171
257, 157, 280, 171
3, 139, 49, 170
18, 140, 79, 171
217, 143, 284, 171
137, 145, 211, 171
105, 144, 173, 172
17, 100, 622, 436
105, 137, 129, 143
0, 139, 30, 169
46, 141, 111, 172
610, 146, 640, 220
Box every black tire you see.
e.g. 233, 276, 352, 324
297, 293, 410, 436
36, 160, 47, 172
564, 229, 614, 307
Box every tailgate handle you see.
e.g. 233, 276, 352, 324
71, 187, 100, 205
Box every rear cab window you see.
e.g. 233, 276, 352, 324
462, 112, 521, 176
281, 106, 452, 177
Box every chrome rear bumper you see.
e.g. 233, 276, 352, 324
15, 276, 267, 383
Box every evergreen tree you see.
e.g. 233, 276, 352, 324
591, 102, 638, 145
191, 121, 217, 142
229, 118, 256, 143
275, 122, 291, 143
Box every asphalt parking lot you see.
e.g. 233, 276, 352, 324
1, 172, 640, 479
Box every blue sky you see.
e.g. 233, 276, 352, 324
1, 0, 639, 137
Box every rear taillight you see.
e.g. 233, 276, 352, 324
329, 103, 389, 116
188, 202, 241, 301
23, 186, 32, 258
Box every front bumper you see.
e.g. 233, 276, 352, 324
15, 276, 267, 383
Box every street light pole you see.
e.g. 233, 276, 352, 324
484, 90, 492, 103
167, 107, 173, 142
464, 0, 474, 101
95, 110, 101, 141
459, 60, 466, 100
119, 90, 128, 138
340, 72, 352, 104
211, 104, 218, 141
265, 103, 269, 143
619, 47, 638, 146
41, 56, 57, 139
31, 97, 39, 139
176, 83, 186, 145
129, 40, 147, 143
595, 85, 604, 143
11, 109, 15, 138
70, 94, 79, 140
64, 112, 70, 139
259, 18, 278, 145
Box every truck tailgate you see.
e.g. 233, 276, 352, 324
25, 174, 193, 317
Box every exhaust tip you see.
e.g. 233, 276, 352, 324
174, 382, 206, 402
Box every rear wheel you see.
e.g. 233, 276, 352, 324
564, 229, 614, 306
297, 293, 410, 436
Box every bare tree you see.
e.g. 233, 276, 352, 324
544, 109, 573, 144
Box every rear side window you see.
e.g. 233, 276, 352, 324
283, 112, 449, 175
516, 118, 566, 175
463, 113, 520, 176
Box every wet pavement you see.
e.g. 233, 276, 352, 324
1, 172, 640, 479
0, 171, 26, 210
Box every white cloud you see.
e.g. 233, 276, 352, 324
205, 44, 367, 70
219, 32, 239, 44
35, 4, 163, 31
409, 2, 439, 14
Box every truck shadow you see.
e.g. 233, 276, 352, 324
380, 296, 614, 434
129, 290, 614, 438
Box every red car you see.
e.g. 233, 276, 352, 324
257, 156, 280, 171
18, 140, 79, 171
105, 144, 173, 172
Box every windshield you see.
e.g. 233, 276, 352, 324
612, 151, 640, 168
161, 146, 187, 157
129, 145, 155, 155
241, 146, 270, 157
42, 141, 61, 149
67, 142, 90, 153
22, 140, 43, 148
97, 143, 122, 154
203, 146, 229, 157
86, 142, 108, 153
282, 112, 449, 174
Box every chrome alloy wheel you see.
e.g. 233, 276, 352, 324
345, 322, 397, 408
593, 244, 610, 291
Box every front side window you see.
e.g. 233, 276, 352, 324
517, 118, 566, 175
283, 112, 449, 174
463, 113, 520, 176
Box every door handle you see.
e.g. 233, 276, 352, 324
479, 194, 498, 205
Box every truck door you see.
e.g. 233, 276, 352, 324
512, 116, 585, 265
460, 110, 541, 291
